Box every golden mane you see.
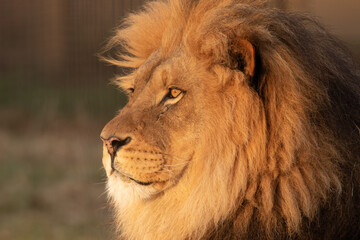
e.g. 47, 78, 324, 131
101, 0, 360, 239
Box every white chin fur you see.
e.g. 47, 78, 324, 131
107, 175, 159, 208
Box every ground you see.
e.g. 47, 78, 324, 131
0, 77, 126, 240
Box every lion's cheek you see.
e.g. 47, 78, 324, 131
168, 130, 196, 157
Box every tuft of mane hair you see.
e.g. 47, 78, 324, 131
101, 0, 360, 239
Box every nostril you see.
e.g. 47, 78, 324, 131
101, 136, 132, 156
111, 137, 131, 153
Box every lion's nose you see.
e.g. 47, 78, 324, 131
100, 136, 131, 156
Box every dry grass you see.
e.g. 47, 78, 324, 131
0, 109, 115, 239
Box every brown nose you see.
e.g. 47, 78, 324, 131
101, 136, 131, 156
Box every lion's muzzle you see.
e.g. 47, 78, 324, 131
100, 119, 171, 185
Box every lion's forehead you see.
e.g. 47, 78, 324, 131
133, 52, 196, 91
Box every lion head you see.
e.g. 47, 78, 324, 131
100, 0, 360, 239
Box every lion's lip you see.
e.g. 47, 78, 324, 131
111, 169, 154, 186
129, 177, 153, 186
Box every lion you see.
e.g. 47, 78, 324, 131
99, 0, 360, 239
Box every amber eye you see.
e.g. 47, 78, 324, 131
169, 88, 182, 98
160, 87, 184, 105
128, 88, 134, 94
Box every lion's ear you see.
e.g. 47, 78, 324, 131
230, 39, 255, 77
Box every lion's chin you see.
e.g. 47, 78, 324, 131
107, 171, 173, 204
112, 170, 155, 186
107, 176, 157, 203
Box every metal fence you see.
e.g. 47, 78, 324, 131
0, 0, 358, 87
0, 0, 144, 86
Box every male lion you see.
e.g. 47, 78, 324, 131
100, 0, 360, 239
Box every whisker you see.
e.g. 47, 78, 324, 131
97, 190, 109, 200
161, 153, 191, 163
112, 169, 134, 179
155, 168, 174, 175
164, 162, 190, 167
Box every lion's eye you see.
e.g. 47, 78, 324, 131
169, 88, 182, 98
160, 87, 184, 106
127, 88, 135, 94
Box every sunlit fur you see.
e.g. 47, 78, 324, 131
101, 0, 360, 239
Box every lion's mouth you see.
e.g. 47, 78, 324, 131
110, 155, 154, 186
129, 177, 153, 186
111, 169, 154, 186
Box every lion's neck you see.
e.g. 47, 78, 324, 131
112, 150, 245, 240
111, 143, 341, 240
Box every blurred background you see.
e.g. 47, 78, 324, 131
0, 0, 359, 239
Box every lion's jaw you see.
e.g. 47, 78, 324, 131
103, 141, 193, 201
103, 147, 172, 201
